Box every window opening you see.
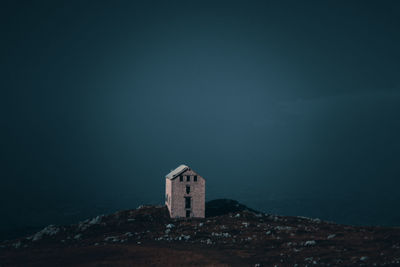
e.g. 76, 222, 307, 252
185, 197, 191, 209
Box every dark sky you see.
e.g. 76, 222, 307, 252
1, 0, 400, 235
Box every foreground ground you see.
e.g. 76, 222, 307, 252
1, 202, 400, 266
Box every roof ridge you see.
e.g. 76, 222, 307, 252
165, 164, 189, 179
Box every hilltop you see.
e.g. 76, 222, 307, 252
1, 199, 400, 266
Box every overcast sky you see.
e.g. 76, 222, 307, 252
1, 1, 399, 233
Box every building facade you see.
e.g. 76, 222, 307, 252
165, 164, 205, 218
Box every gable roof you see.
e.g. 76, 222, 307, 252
166, 164, 189, 179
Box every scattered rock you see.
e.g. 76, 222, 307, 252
304, 240, 316, 246
28, 225, 60, 241
13, 241, 21, 249
166, 223, 175, 229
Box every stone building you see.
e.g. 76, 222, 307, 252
165, 164, 205, 218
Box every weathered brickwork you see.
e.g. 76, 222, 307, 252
165, 165, 205, 218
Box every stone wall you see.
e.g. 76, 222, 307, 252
165, 178, 172, 215
169, 168, 205, 218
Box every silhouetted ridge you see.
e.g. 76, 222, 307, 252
205, 199, 259, 217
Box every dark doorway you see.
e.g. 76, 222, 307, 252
186, 210, 190, 218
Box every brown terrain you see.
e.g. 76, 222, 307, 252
1, 200, 400, 266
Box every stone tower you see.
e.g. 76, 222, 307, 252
165, 164, 205, 218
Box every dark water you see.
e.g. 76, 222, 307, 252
1, 1, 400, 241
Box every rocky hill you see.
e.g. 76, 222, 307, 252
1, 200, 400, 266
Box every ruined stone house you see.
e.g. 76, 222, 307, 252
165, 164, 205, 218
